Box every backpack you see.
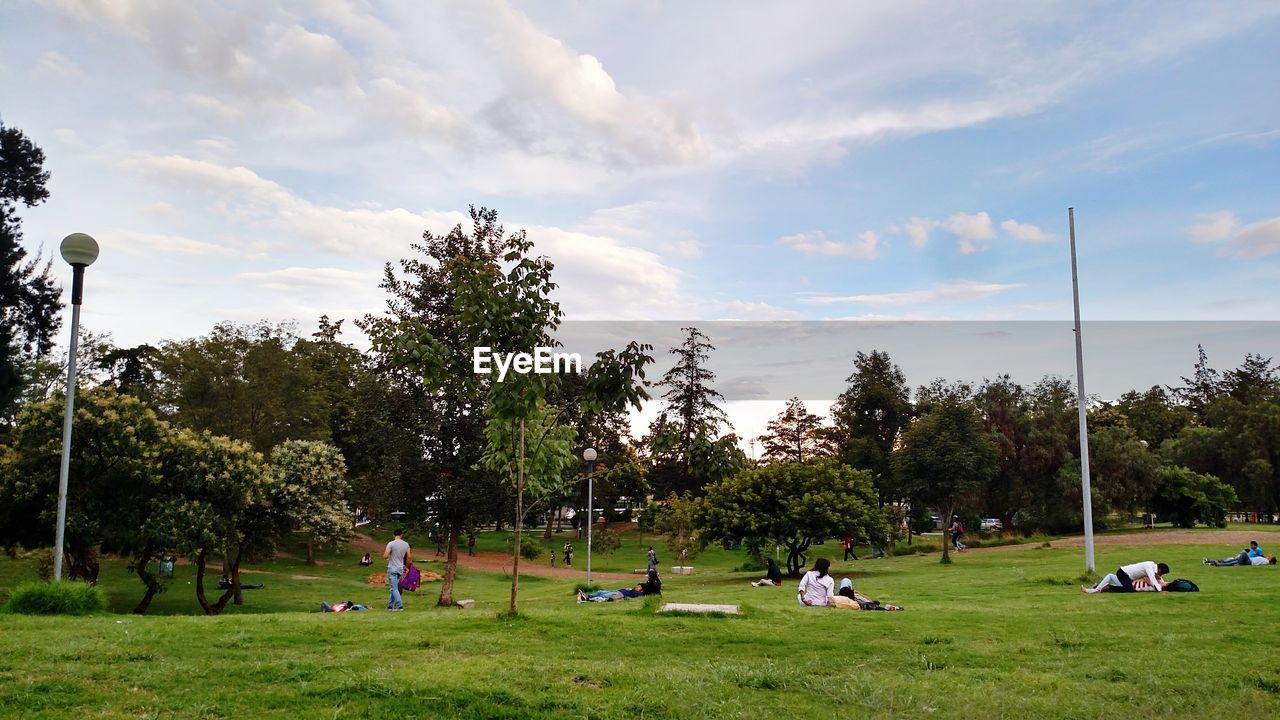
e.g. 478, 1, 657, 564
399, 564, 421, 592
1164, 578, 1199, 592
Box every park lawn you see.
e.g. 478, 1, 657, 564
2, 530, 1280, 719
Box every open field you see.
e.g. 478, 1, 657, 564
3, 525, 1280, 719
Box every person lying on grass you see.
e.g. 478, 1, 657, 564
218, 575, 264, 590
829, 577, 903, 611
1082, 561, 1168, 593
319, 600, 368, 612
1204, 552, 1277, 566
1082, 575, 1165, 593
577, 584, 650, 603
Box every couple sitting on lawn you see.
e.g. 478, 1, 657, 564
796, 558, 903, 611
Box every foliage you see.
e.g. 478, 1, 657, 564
2, 580, 106, 615
1082, 424, 1160, 519
758, 397, 831, 464
0, 388, 168, 582
895, 397, 998, 562
0, 121, 62, 426
591, 527, 623, 558
654, 493, 703, 563
155, 321, 330, 453
269, 440, 351, 565
645, 327, 743, 497
1148, 466, 1237, 528
829, 350, 911, 505
698, 459, 891, 575
507, 532, 544, 561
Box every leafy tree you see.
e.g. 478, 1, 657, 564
645, 327, 744, 497
894, 398, 998, 563
0, 120, 62, 426
654, 493, 703, 564
698, 459, 890, 575
758, 397, 830, 464
1012, 377, 1080, 533
1077, 424, 1160, 521
975, 375, 1031, 529
830, 351, 911, 505
270, 440, 351, 566
155, 321, 329, 453
1148, 466, 1236, 528
0, 389, 167, 583
1102, 386, 1193, 450
1170, 344, 1222, 419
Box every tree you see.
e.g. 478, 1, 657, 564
0, 389, 167, 583
758, 397, 830, 464
645, 327, 744, 497
155, 321, 330, 453
1149, 466, 1237, 528
1170, 344, 1222, 419
829, 351, 911, 505
368, 206, 651, 613
1104, 386, 1193, 450
654, 493, 703, 565
894, 398, 998, 563
0, 120, 62, 426
975, 375, 1031, 530
698, 459, 890, 576
1078, 424, 1160, 521
270, 440, 351, 566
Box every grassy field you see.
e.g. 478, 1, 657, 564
2, 525, 1280, 719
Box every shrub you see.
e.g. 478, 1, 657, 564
3, 581, 108, 616
507, 533, 543, 561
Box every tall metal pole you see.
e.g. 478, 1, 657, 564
586, 473, 593, 584
1069, 208, 1096, 573
53, 266, 86, 582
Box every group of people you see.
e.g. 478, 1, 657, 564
794, 557, 903, 611
1203, 540, 1276, 566
576, 570, 662, 603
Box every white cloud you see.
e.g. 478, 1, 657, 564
35, 51, 82, 78
902, 217, 938, 248
799, 280, 1022, 306
238, 267, 377, 290
111, 229, 239, 257
575, 202, 703, 259
945, 212, 996, 254
715, 301, 804, 321
1224, 217, 1280, 258
779, 230, 881, 259
1188, 211, 1239, 242
1001, 219, 1051, 242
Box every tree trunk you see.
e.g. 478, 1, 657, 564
438, 527, 459, 607
132, 543, 160, 615
940, 503, 953, 564
306, 536, 316, 566
228, 545, 245, 607
785, 538, 812, 576
509, 420, 525, 614
195, 549, 213, 615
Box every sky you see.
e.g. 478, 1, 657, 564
3, 1, 1279, 447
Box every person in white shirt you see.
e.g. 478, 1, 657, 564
1082, 561, 1167, 593
797, 557, 835, 606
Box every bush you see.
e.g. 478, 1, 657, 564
507, 533, 543, 561
3, 581, 108, 616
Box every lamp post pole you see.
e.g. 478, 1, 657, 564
1068, 209, 1095, 574
53, 233, 100, 582
583, 447, 596, 584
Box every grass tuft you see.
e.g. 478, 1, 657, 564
2, 580, 107, 615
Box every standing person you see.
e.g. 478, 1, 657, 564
382, 529, 411, 611
434, 532, 445, 557
1082, 561, 1168, 593
550, 550, 557, 568
467, 533, 477, 557
841, 534, 857, 562
797, 558, 835, 606
950, 516, 966, 552
564, 541, 573, 567
647, 546, 658, 572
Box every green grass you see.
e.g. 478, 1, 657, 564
2, 526, 1280, 718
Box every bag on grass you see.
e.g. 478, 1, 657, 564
1164, 578, 1199, 592
399, 563, 421, 592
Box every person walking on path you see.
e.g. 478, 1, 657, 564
467, 534, 477, 556
1082, 561, 1168, 593
383, 529, 412, 611
950, 516, 966, 552
841, 534, 857, 562
434, 532, 445, 556
647, 546, 658, 572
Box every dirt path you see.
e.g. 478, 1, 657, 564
347, 533, 635, 582
968, 529, 1267, 552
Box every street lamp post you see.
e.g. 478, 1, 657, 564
583, 447, 596, 584
53, 233, 100, 582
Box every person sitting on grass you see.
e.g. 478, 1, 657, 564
640, 569, 662, 595
1204, 551, 1276, 567
1082, 561, 1169, 593
797, 557, 835, 606
751, 558, 784, 587
359, 552, 372, 566
577, 584, 650, 603
829, 577, 903, 611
